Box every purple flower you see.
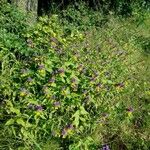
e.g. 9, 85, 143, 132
71, 77, 76, 83
81, 68, 87, 74
38, 64, 45, 70
56, 48, 63, 54
104, 72, 110, 77
66, 124, 74, 130
51, 37, 58, 43
84, 95, 90, 103
27, 77, 33, 82
62, 86, 66, 90
43, 86, 48, 90
104, 85, 110, 91
96, 83, 102, 87
62, 124, 74, 138
126, 107, 134, 112
35, 105, 43, 111
102, 144, 110, 150
62, 128, 67, 137
53, 101, 61, 107
21, 69, 27, 74
20, 88, 29, 96
114, 49, 126, 56
94, 71, 99, 77
72, 84, 78, 91
90, 77, 96, 82
43, 86, 49, 94
102, 113, 109, 118
82, 90, 88, 94
57, 68, 64, 74
49, 78, 55, 83
115, 82, 124, 88
20, 87, 26, 92
77, 64, 83, 71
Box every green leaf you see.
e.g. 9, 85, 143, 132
72, 110, 80, 127
7, 101, 20, 115
10, 107, 20, 115
107, 80, 113, 84
21, 127, 29, 138
80, 106, 88, 115
61, 77, 66, 83
5, 118, 15, 126
16, 118, 26, 127
51, 83, 57, 87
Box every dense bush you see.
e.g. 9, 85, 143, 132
61, 2, 107, 31
1, 3, 102, 149
39, 0, 150, 16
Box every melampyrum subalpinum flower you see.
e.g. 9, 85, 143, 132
62, 124, 74, 138
43, 86, 49, 94
48, 77, 55, 84
90, 77, 96, 82
71, 77, 76, 83
62, 128, 67, 138
58, 68, 64, 73
81, 68, 87, 74
57, 68, 65, 76
126, 107, 134, 112
21, 69, 28, 77
104, 71, 110, 77
53, 101, 61, 109
96, 83, 102, 91
114, 49, 126, 56
35, 105, 43, 111
56, 48, 63, 55
72, 84, 78, 91
20, 88, 28, 97
21, 69, 27, 74
126, 107, 134, 117
102, 144, 110, 150
27, 77, 32, 82
27, 77, 33, 85
77, 64, 83, 72
38, 64, 45, 75
84, 95, 91, 104
27, 38, 34, 48
66, 124, 74, 131
102, 112, 109, 118
82, 90, 88, 97
93, 70, 99, 77
50, 37, 58, 44
38, 64, 45, 70
115, 82, 124, 88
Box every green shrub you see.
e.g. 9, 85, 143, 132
61, 2, 106, 31
0, 12, 100, 149
0, 3, 27, 34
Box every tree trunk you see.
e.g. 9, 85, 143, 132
11, 0, 38, 23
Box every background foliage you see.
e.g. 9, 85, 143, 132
0, 1, 150, 150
